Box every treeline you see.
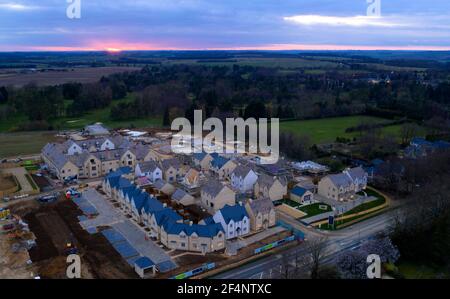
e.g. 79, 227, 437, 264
1, 63, 450, 131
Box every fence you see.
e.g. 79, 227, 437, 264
172, 263, 216, 279
254, 235, 296, 255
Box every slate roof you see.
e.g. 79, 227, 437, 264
85, 124, 110, 136
172, 188, 189, 201
163, 221, 224, 238
345, 167, 367, 181
291, 186, 308, 197
142, 196, 165, 214
160, 158, 181, 171
153, 179, 168, 190
137, 161, 160, 173
232, 165, 254, 178
327, 173, 353, 188
257, 173, 286, 188
211, 156, 230, 169
247, 198, 274, 215
218, 204, 248, 224
202, 180, 229, 198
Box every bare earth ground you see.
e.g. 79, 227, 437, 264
12, 198, 137, 279
0, 67, 140, 87
0, 175, 16, 190
0, 221, 38, 279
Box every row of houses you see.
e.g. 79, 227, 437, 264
42, 135, 179, 181
102, 169, 277, 254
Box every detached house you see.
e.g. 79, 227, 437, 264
160, 158, 185, 183
254, 174, 287, 201
230, 165, 258, 193
201, 180, 236, 213
318, 167, 368, 201
245, 198, 276, 231
193, 152, 218, 170
213, 204, 250, 240
135, 161, 162, 182
210, 156, 237, 180
290, 186, 314, 205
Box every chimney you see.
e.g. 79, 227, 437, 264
163, 203, 167, 208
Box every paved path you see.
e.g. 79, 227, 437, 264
226, 226, 286, 255
79, 188, 176, 268
1, 167, 35, 194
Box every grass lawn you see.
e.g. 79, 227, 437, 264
280, 116, 425, 144
343, 198, 386, 216
277, 198, 301, 208
299, 203, 332, 217
25, 174, 39, 191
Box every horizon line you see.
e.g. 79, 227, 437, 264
2, 43, 450, 53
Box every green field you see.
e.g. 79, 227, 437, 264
165, 57, 343, 69
0, 131, 58, 158
280, 116, 422, 144
0, 94, 162, 133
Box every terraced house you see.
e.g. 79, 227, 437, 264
42, 135, 153, 181
103, 170, 225, 254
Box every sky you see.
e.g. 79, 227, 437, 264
1, 0, 450, 51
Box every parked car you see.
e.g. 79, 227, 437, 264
36, 193, 58, 204
3, 197, 11, 202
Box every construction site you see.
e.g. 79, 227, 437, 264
2, 197, 138, 279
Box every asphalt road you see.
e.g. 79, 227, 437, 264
213, 211, 397, 279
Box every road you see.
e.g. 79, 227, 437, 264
213, 210, 398, 279
0, 178, 102, 209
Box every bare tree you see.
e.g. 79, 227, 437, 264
305, 236, 329, 279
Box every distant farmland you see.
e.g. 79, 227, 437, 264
280, 116, 425, 144
0, 66, 140, 87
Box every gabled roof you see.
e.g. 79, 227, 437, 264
160, 158, 181, 171
218, 204, 248, 224
153, 208, 182, 226
153, 179, 170, 190
202, 180, 230, 198
345, 167, 367, 181
257, 173, 284, 188
326, 173, 353, 188
232, 165, 254, 179
107, 176, 133, 189
131, 192, 149, 212
247, 198, 274, 214
137, 161, 160, 174
291, 186, 308, 197
163, 221, 224, 238
211, 156, 230, 169
142, 196, 165, 214
172, 188, 189, 201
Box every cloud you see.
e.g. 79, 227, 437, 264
0, 2, 39, 11
284, 15, 405, 28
